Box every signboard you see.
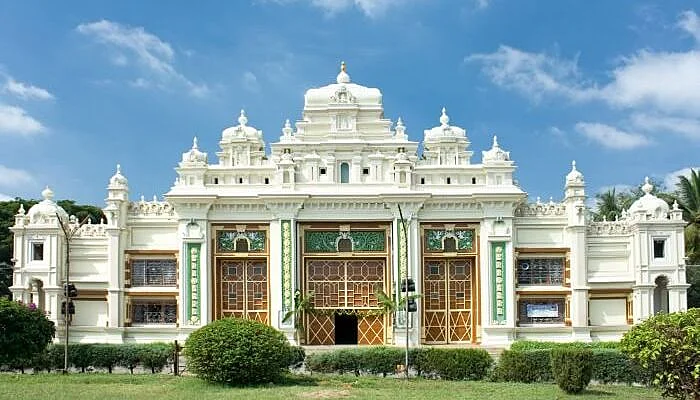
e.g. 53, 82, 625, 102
491, 241, 507, 324
526, 303, 559, 318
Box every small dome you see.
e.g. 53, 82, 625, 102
629, 177, 669, 219
27, 186, 69, 224
482, 135, 511, 163
181, 137, 208, 164
423, 107, 467, 141
221, 109, 263, 141
566, 161, 584, 185
336, 61, 350, 84
109, 164, 128, 187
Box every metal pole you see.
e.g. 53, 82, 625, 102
397, 205, 409, 380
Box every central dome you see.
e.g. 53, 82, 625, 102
304, 62, 382, 108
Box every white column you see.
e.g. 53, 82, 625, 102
668, 284, 690, 312
269, 219, 282, 329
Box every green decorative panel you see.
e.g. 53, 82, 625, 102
304, 231, 385, 253
185, 243, 201, 324
398, 222, 407, 280
281, 220, 293, 311
216, 230, 266, 252
425, 229, 474, 252
491, 241, 507, 325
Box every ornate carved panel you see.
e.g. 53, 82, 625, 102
217, 230, 266, 253
425, 229, 474, 252
304, 231, 385, 253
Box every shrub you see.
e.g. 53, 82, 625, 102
305, 352, 335, 374
184, 318, 293, 385
491, 349, 552, 383
288, 346, 306, 368
620, 309, 700, 399
69, 344, 94, 373
118, 344, 141, 374
0, 298, 55, 367
551, 348, 593, 394
509, 340, 619, 351
591, 349, 639, 385
360, 347, 403, 377
90, 344, 120, 373
422, 348, 493, 381
139, 343, 173, 374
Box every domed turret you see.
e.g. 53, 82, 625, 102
566, 161, 584, 185
221, 110, 263, 141
109, 164, 128, 188
629, 177, 669, 220
181, 137, 208, 165
482, 135, 511, 163
27, 186, 68, 225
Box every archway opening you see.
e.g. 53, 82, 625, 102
653, 275, 669, 314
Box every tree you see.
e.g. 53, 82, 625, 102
0, 298, 55, 367
620, 309, 700, 399
675, 169, 700, 264
282, 290, 315, 345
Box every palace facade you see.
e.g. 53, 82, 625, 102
10, 64, 689, 346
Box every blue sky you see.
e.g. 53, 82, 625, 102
0, 0, 699, 206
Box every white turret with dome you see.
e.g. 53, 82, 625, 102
629, 177, 670, 220
482, 135, 511, 164
422, 107, 473, 165
27, 186, 69, 225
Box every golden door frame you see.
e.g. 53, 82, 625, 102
420, 223, 481, 344
299, 222, 392, 345
211, 223, 271, 324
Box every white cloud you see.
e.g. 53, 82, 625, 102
630, 113, 700, 140
3, 78, 54, 101
0, 104, 46, 136
242, 71, 260, 93
475, 0, 490, 9
664, 166, 700, 191
0, 193, 14, 201
76, 20, 209, 97
0, 165, 34, 187
678, 10, 700, 43
574, 122, 651, 149
465, 45, 596, 102
263, 0, 409, 18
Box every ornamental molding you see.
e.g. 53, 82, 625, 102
586, 221, 630, 236
74, 224, 108, 238
329, 86, 357, 104
262, 200, 305, 219
422, 201, 482, 211
128, 200, 175, 217
303, 200, 388, 212
514, 201, 566, 217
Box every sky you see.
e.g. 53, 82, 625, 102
0, 0, 699, 206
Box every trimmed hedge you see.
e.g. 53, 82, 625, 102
490, 349, 552, 383
4, 343, 174, 373
509, 340, 620, 351
551, 348, 593, 394
306, 347, 492, 380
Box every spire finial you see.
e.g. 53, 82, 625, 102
238, 109, 248, 126
282, 119, 293, 136
116, 164, 121, 174
341, 61, 346, 73
192, 136, 198, 149
571, 160, 577, 171
397, 117, 404, 127
642, 176, 653, 194
440, 107, 449, 126
336, 61, 351, 83
492, 135, 499, 148
41, 186, 54, 201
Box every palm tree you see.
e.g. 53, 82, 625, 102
282, 291, 315, 345
594, 188, 624, 221
674, 169, 700, 308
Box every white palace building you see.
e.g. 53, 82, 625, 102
10, 64, 690, 346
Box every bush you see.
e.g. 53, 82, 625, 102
509, 340, 619, 351
305, 352, 336, 374
139, 343, 173, 374
491, 349, 552, 383
591, 349, 639, 385
288, 346, 306, 368
620, 309, 700, 399
0, 298, 55, 367
184, 318, 293, 385
551, 348, 593, 394
360, 347, 403, 377
118, 344, 141, 374
69, 344, 94, 373
422, 348, 493, 381
91, 344, 120, 373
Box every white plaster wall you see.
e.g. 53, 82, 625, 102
72, 301, 109, 327
129, 226, 178, 249
589, 299, 626, 326
515, 227, 564, 247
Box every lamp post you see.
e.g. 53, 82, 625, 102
397, 205, 410, 380
56, 213, 88, 374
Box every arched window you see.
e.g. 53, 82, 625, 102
235, 238, 249, 253
653, 275, 669, 314
337, 238, 353, 252
340, 162, 350, 183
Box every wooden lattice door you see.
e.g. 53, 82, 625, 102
304, 259, 385, 345
217, 259, 268, 324
422, 258, 474, 343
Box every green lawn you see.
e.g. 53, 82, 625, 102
0, 373, 660, 400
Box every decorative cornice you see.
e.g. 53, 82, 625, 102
586, 221, 630, 235
515, 201, 566, 217
128, 200, 175, 217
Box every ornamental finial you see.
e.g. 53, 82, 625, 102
492, 135, 499, 148
341, 61, 346, 73
238, 109, 248, 126
642, 176, 653, 195
440, 107, 449, 126
192, 136, 198, 149
116, 164, 121, 174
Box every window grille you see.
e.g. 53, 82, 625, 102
131, 300, 177, 324
131, 259, 177, 286
517, 258, 564, 285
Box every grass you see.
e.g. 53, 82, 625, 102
0, 373, 661, 400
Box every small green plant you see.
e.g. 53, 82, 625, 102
550, 348, 593, 394
184, 318, 293, 385
490, 349, 552, 383
0, 299, 55, 368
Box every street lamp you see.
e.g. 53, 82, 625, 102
56, 212, 88, 374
